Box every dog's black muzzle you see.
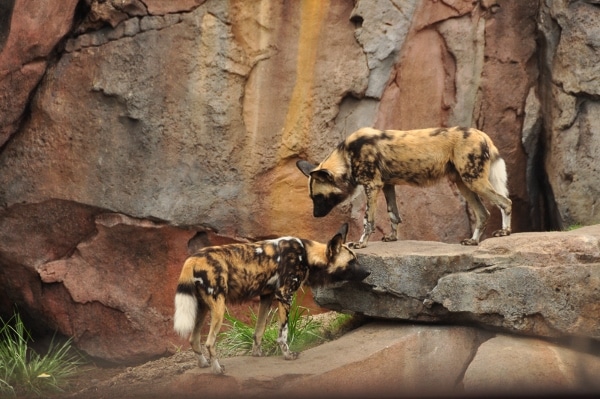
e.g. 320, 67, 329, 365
313, 206, 332, 217
312, 194, 343, 217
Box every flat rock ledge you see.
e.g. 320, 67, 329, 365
315, 225, 600, 342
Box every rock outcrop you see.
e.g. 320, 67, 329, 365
315, 224, 600, 342
539, 0, 600, 229
0, 202, 196, 363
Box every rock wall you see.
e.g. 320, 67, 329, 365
0, 0, 599, 363
538, 0, 600, 229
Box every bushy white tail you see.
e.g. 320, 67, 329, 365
489, 157, 509, 197
173, 292, 197, 338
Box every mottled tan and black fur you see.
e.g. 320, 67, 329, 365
173, 223, 369, 374
297, 127, 512, 248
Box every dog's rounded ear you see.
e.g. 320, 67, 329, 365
327, 228, 345, 259
296, 160, 316, 177
337, 223, 349, 243
310, 169, 335, 183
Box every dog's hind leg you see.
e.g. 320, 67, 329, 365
382, 184, 401, 242
275, 297, 298, 360
479, 185, 512, 237
495, 206, 512, 237
461, 176, 512, 243
252, 294, 274, 357
455, 179, 490, 245
189, 303, 210, 368
205, 295, 226, 374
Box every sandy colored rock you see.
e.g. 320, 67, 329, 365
65, 322, 600, 399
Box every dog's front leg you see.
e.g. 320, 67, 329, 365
252, 294, 274, 357
382, 184, 401, 242
350, 184, 380, 249
275, 298, 298, 360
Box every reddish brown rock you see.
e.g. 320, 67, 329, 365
68, 323, 600, 398
38, 214, 196, 363
0, 202, 194, 362
475, 0, 538, 233
144, 0, 207, 15
0, 0, 78, 146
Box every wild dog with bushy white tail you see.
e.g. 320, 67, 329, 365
173, 223, 370, 374
297, 127, 512, 248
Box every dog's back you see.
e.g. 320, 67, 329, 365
321, 126, 501, 187
174, 239, 293, 339
175, 238, 304, 306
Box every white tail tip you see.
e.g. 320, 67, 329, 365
174, 292, 197, 337
489, 157, 509, 197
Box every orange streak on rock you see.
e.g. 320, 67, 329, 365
279, 0, 330, 160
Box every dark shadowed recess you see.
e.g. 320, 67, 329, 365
0, 0, 15, 52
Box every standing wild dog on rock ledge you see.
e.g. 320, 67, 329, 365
173, 223, 369, 374
297, 126, 512, 248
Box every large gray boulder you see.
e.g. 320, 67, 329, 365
315, 224, 600, 342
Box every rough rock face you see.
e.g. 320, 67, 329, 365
0, 201, 195, 363
0, 0, 79, 146
70, 322, 600, 398
315, 224, 600, 342
0, 0, 599, 364
277, 324, 600, 397
538, 0, 600, 229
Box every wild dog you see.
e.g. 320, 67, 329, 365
297, 126, 512, 248
173, 223, 370, 374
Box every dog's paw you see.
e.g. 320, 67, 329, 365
492, 228, 511, 237
197, 354, 210, 368
284, 351, 299, 360
460, 238, 479, 246
382, 234, 397, 242
348, 241, 367, 249
211, 361, 225, 375
251, 347, 263, 357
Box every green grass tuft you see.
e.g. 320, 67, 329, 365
0, 312, 83, 397
218, 290, 327, 357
